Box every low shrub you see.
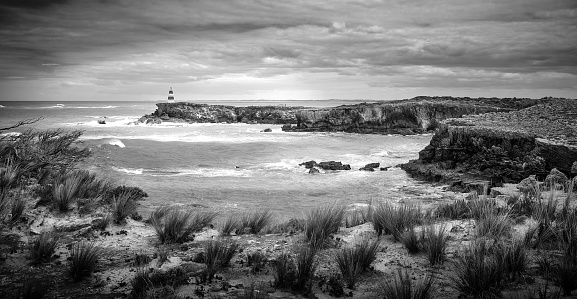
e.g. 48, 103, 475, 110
450, 240, 503, 298
155, 247, 170, 267
240, 210, 273, 234
91, 214, 111, 231
131, 267, 152, 298
150, 206, 217, 244
304, 204, 345, 247
380, 269, 436, 299
69, 242, 100, 281
423, 225, 448, 265
344, 207, 371, 228
554, 256, 577, 296
372, 202, 421, 240
111, 190, 140, 224
467, 194, 496, 220
106, 185, 148, 202
28, 231, 60, 265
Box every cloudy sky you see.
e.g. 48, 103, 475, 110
0, 0, 576, 102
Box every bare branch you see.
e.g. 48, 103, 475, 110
0, 117, 43, 132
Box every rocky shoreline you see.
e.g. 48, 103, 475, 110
400, 98, 577, 190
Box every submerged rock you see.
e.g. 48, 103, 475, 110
317, 161, 351, 171
260, 128, 272, 132
299, 160, 317, 169
359, 162, 380, 171
309, 167, 320, 174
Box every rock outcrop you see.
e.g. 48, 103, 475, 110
138, 102, 302, 124
281, 96, 545, 134
401, 99, 577, 187
299, 160, 351, 171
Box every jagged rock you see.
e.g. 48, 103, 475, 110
299, 160, 317, 169
260, 128, 272, 132
401, 99, 577, 184
317, 161, 351, 171
359, 167, 375, 171
308, 168, 320, 174
98, 120, 106, 124
380, 167, 390, 171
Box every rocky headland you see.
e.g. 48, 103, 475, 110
401, 98, 577, 189
137, 103, 302, 125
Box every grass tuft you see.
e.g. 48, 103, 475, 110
335, 238, 379, 289
304, 204, 345, 247
494, 239, 527, 280
52, 175, 81, 212
240, 210, 273, 234
200, 240, 239, 283
150, 206, 217, 244
475, 207, 512, 239
220, 215, 239, 236
401, 227, 424, 254
435, 198, 469, 219
111, 190, 140, 224
380, 269, 436, 299
372, 202, 421, 240
272, 253, 297, 289
247, 251, 268, 274
294, 245, 318, 294
450, 240, 503, 298
28, 231, 60, 265
69, 242, 100, 281
423, 224, 448, 265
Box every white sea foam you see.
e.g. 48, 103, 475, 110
112, 167, 143, 175
95, 138, 125, 148
0, 105, 4, 108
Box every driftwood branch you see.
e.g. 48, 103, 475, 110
0, 117, 43, 131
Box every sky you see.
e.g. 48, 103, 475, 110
0, 0, 576, 102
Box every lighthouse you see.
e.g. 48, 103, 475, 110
168, 87, 175, 103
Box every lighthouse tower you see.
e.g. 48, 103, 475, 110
167, 87, 175, 103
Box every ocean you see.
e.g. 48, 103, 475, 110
0, 100, 445, 221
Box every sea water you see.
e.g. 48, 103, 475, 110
0, 101, 444, 220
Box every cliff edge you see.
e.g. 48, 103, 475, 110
281, 96, 544, 134
400, 98, 577, 188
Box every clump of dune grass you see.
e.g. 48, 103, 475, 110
294, 244, 318, 294
435, 198, 469, 219
380, 269, 436, 299
28, 231, 60, 265
401, 227, 424, 254
91, 214, 111, 231
199, 240, 239, 283
52, 175, 81, 212
150, 206, 217, 244
130, 267, 152, 298
450, 240, 504, 298
273, 253, 297, 289
344, 206, 372, 228
372, 202, 421, 240
220, 215, 239, 235
423, 225, 448, 265
335, 237, 380, 289
240, 210, 273, 234
304, 204, 345, 247
111, 190, 140, 224
133, 251, 151, 267
494, 239, 527, 281
69, 242, 100, 281
475, 206, 513, 239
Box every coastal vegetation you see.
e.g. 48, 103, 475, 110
0, 116, 576, 298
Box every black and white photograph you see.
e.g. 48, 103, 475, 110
0, 0, 576, 298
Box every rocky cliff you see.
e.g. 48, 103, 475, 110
138, 102, 302, 124
281, 96, 543, 134
400, 98, 577, 188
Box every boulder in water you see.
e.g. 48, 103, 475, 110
261, 128, 272, 132
299, 160, 317, 169
309, 167, 320, 174
317, 161, 351, 171
359, 162, 380, 171
98, 120, 106, 124
380, 166, 391, 171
